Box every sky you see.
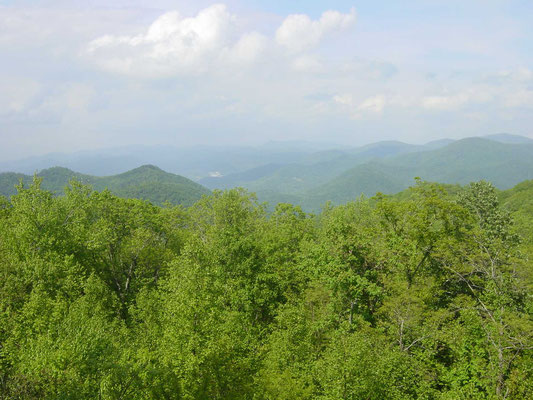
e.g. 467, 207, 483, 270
1, 0, 532, 160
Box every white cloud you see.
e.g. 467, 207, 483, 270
86, 4, 263, 77
357, 95, 386, 114
421, 88, 494, 111
85, 5, 358, 78
222, 32, 268, 66
333, 93, 354, 107
290, 55, 323, 73
334, 72, 532, 122
334, 93, 387, 119
276, 8, 356, 52
421, 93, 471, 110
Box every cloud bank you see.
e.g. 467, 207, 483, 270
85, 5, 357, 78
275, 8, 356, 52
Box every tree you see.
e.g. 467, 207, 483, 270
441, 181, 533, 398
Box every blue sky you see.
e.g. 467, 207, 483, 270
0, 0, 532, 159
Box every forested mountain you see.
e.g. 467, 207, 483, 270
202, 137, 533, 210
0, 165, 210, 206
3, 135, 533, 212
199, 140, 427, 194
1, 178, 531, 399
303, 138, 533, 208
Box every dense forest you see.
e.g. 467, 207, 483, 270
1, 177, 532, 399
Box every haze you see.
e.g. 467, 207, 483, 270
1, 0, 532, 161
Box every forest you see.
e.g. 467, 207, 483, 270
1, 177, 532, 399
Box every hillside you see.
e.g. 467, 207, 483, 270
202, 140, 429, 194
298, 138, 533, 210
0, 165, 211, 206
198, 137, 533, 210
386, 138, 533, 186
499, 179, 533, 247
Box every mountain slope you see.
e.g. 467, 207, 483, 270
300, 138, 533, 210
199, 163, 284, 190
483, 133, 533, 144
387, 138, 533, 187
0, 165, 211, 206
205, 140, 427, 194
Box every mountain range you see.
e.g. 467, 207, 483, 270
1, 133, 533, 210
200, 134, 533, 210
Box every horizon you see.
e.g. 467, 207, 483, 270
1, 1, 532, 160
1, 132, 530, 164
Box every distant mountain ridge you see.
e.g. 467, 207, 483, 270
0, 144, 320, 179
199, 135, 532, 206
482, 133, 533, 144
200, 136, 533, 210
199, 139, 433, 193
299, 138, 533, 209
2, 134, 531, 179
0, 165, 210, 206
2, 134, 533, 211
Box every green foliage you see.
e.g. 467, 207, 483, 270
1, 178, 532, 399
0, 165, 211, 207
